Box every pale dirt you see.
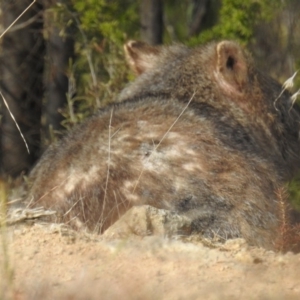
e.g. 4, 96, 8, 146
1, 221, 300, 300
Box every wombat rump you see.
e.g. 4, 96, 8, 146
27, 40, 300, 249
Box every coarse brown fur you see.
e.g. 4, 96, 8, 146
26, 40, 300, 250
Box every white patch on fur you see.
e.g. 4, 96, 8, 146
116, 133, 131, 141
182, 162, 202, 172
164, 145, 183, 158
83, 165, 99, 182
64, 176, 79, 194
172, 177, 188, 191
166, 132, 181, 140
121, 180, 139, 202
62, 165, 100, 195
137, 120, 148, 128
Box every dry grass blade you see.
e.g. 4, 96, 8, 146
282, 70, 298, 90
0, 91, 30, 154
0, 0, 36, 39
274, 70, 298, 110
0, 180, 14, 289
0, 0, 37, 155
6, 207, 56, 225
275, 187, 300, 253
277, 187, 289, 230
95, 107, 114, 233
103, 108, 114, 205
289, 88, 300, 112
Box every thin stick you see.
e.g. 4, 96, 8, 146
0, 0, 37, 39
132, 91, 196, 193
96, 107, 114, 233
4, 12, 40, 33
103, 108, 113, 205
64, 198, 83, 217
0, 91, 30, 154
154, 91, 196, 150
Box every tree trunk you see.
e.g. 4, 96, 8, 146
140, 0, 163, 45
0, 0, 44, 176
43, 4, 74, 145
188, 0, 209, 37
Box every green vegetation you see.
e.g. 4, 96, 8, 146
191, 0, 281, 45
290, 174, 300, 211
48, 0, 140, 129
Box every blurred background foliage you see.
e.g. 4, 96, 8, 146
49, 0, 300, 125
0, 0, 299, 205
47, 0, 140, 130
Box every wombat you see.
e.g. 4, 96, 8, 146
26, 40, 300, 250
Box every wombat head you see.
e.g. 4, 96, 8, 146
121, 40, 300, 179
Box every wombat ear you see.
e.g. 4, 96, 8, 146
215, 41, 248, 95
124, 40, 161, 75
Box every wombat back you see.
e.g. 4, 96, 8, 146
27, 40, 300, 250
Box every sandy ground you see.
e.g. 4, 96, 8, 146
1, 221, 300, 300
